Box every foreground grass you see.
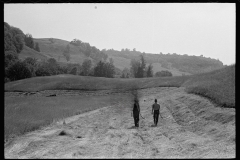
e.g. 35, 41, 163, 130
4, 94, 131, 143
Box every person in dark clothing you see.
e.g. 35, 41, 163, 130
132, 99, 140, 127
152, 99, 160, 126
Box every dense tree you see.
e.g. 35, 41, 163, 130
47, 58, 59, 75
35, 58, 60, 76
81, 59, 92, 76
13, 34, 24, 53
139, 54, 146, 77
130, 54, 148, 78
23, 57, 37, 66
35, 66, 51, 76
134, 55, 146, 78
69, 67, 78, 75
4, 22, 25, 53
130, 59, 141, 78
23, 57, 38, 77
104, 61, 115, 78
57, 65, 68, 74
5, 51, 19, 69
24, 33, 35, 49
94, 61, 105, 77
6, 61, 32, 81
93, 61, 115, 78
4, 30, 17, 53
146, 64, 153, 77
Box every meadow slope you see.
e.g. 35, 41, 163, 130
5, 87, 235, 158
4, 65, 235, 153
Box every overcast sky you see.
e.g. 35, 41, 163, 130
4, 3, 235, 65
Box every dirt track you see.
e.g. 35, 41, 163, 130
4, 87, 235, 158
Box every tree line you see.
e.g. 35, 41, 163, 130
5, 56, 116, 82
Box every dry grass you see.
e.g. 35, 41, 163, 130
183, 65, 235, 108
4, 65, 235, 143
4, 94, 130, 143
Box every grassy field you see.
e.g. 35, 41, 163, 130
4, 93, 132, 143
4, 65, 235, 143
4, 74, 191, 92
183, 65, 235, 107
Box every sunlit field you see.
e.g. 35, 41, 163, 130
184, 65, 235, 107
4, 93, 131, 143
4, 65, 235, 143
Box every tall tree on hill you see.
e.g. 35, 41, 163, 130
24, 33, 35, 49
130, 54, 147, 78
94, 61, 105, 77
105, 59, 115, 78
34, 42, 40, 52
136, 54, 146, 78
130, 59, 140, 78
146, 64, 153, 77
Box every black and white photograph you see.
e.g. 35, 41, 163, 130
4, 3, 235, 158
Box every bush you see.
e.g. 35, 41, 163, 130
23, 57, 38, 77
155, 70, 173, 77
35, 66, 51, 76
69, 67, 78, 75
5, 51, 19, 68
5, 77, 10, 83
7, 61, 32, 81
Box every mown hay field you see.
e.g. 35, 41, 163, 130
4, 93, 131, 143
4, 65, 235, 143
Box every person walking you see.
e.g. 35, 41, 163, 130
152, 99, 160, 126
132, 99, 140, 127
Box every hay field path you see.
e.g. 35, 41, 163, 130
4, 87, 235, 158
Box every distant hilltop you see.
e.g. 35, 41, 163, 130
21, 37, 223, 76
4, 22, 224, 76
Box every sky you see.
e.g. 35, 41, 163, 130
4, 3, 235, 65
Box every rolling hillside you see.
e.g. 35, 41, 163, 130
5, 65, 235, 107
18, 45, 49, 61
33, 38, 88, 64
103, 49, 224, 75
18, 38, 224, 76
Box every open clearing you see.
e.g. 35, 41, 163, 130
4, 87, 235, 158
